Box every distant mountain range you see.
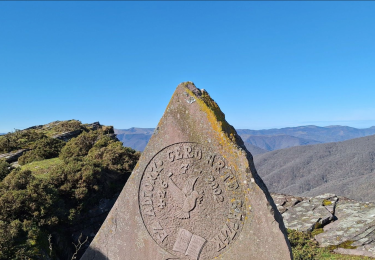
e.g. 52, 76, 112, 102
115, 125, 375, 202
115, 128, 154, 152
115, 125, 375, 153
237, 125, 375, 143
114, 127, 270, 155
237, 125, 375, 152
240, 134, 321, 151
254, 134, 375, 202
243, 142, 269, 155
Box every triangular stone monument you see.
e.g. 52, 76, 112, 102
81, 82, 292, 260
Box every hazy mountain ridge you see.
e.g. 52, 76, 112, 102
243, 142, 269, 155
115, 128, 154, 151
115, 125, 375, 153
241, 134, 321, 151
254, 134, 375, 202
237, 125, 375, 143
115, 127, 154, 135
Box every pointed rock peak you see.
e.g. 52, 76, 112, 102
159, 81, 244, 154
180, 81, 203, 98
181, 82, 227, 125
82, 83, 292, 260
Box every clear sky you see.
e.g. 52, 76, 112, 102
1, 1, 375, 133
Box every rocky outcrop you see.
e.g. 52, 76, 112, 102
86, 122, 101, 130
51, 122, 113, 142
24, 125, 44, 130
0, 149, 30, 163
52, 130, 82, 141
272, 193, 375, 258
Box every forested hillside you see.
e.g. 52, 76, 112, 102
254, 134, 375, 202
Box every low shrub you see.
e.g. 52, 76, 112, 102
0, 161, 10, 181
18, 137, 65, 165
288, 229, 321, 260
52, 120, 82, 133
59, 131, 99, 162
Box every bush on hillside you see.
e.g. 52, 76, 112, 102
0, 161, 10, 181
18, 137, 66, 165
0, 128, 140, 259
0, 169, 59, 259
59, 131, 99, 162
87, 135, 140, 172
0, 130, 45, 153
52, 120, 82, 133
288, 229, 321, 260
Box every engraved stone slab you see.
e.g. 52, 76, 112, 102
81, 82, 292, 260
139, 143, 244, 260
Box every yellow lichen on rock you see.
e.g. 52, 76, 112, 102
182, 82, 246, 173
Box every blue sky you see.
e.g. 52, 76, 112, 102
1, 1, 375, 133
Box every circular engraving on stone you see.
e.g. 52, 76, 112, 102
139, 143, 246, 260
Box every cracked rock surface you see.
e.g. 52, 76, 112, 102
272, 193, 375, 258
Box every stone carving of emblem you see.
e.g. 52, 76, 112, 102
168, 175, 200, 219
139, 143, 246, 260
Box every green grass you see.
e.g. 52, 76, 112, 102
21, 158, 62, 178
317, 252, 372, 259
311, 228, 324, 237
288, 229, 372, 260
42, 128, 59, 137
